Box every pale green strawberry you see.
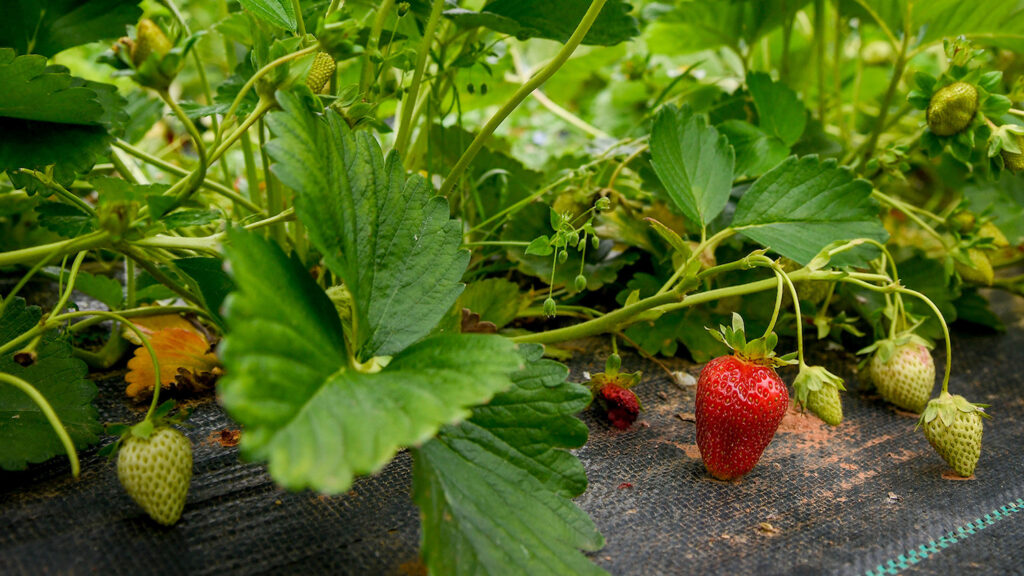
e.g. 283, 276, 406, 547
919, 393, 987, 478
927, 82, 978, 136
794, 364, 845, 426
117, 426, 193, 525
305, 52, 336, 94
869, 339, 935, 413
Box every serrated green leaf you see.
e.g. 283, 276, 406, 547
645, 0, 810, 54
0, 0, 142, 58
650, 105, 735, 227
747, 72, 807, 147
459, 278, 525, 329
0, 50, 126, 193
161, 209, 221, 230
731, 156, 888, 265
525, 235, 554, 256
0, 298, 101, 471
446, 0, 639, 46
219, 230, 522, 493
35, 202, 96, 237
59, 270, 123, 310
238, 0, 296, 31
413, 344, 605, 576
266, 92, 469, 361
174, 257, 234, 326
717, 120, 790, 179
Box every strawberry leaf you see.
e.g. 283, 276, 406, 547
650, 105, 735, 228
445, 0, 639, 47
237, 0, 296, 32
266, 91, 468, 361
731, 156, 888, 265
747, 72, 807, 147
0, 298, 101, 470
0, 0, 142, 57
413, 344, 606, 576
0, 49, 126, 193
219, 230, 522, 493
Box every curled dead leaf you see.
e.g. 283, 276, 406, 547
125, 327, 220, 399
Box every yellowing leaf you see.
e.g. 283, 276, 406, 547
124, 313, 197, 345
125, 328, 220, 398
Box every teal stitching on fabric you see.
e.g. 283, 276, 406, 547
865, 498, 1024, 575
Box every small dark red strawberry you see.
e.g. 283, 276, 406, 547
598, 383, 641, 429
696, 314, 791, 480
589, 353, 643, 430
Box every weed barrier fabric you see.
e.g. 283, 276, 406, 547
1, 293, 1023, 575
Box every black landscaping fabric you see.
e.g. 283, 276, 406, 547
2, 293, 1023, 575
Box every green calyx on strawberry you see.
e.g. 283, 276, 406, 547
859, 334, 935, 414
926, 82, 978, 136
793, 364, 846, 426
105, 402, 193, 525
918, 392, 989, 478
696, 314, 793, 480
589, 353, 643, 430
111, 18, 190, 91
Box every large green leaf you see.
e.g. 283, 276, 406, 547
0, 49, 125, 193
645, 0, 811, 55
238, 0, 296, 31
266, 92, 469, 361
717, 120, 790, 179
747, 72, 806, 148
413, 344, 606, 576
916, 0, 1024, 51
650, 105, 735, 228
731, 156, 888, 265
0, 298, 101, 471
446, 0, 639, 46
219, 230, 522, 493
841, 0, 1024, 51
0, 0, 141, 57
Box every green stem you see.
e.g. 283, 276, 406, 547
0, 231, 110, 270
291, 0, 306, 36
0, 373, 81, 478
121, 246, 203, 306
361, 0, 396, 96
218, 46, 317, 141
765, 269, 785, 338
815, 0, 826, 122
871, 189, 949, 249
394, 0, 444, 156
897, 287, 953, 395
860, 15, 909, 163
113, 139, 262, 213
18, 170, 96, 216
440, 0, 610, 197
50, 252, 88, 318
512, 289, 684, 344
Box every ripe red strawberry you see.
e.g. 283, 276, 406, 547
918, 392, 989, 477
589, 353, 643, 430
696, 314, 790, 480
117, 426, 193, 525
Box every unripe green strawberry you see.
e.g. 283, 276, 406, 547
117, 426, 193, 525
305, 51, 336, 94
978, 221, 1010, 248
927, 82, 978, 136
794, 364, 845, 426
1002, 134, 1024, 172
131, 19, 173, 68
869, 340, 934, 413
806, 386, 842, 426
919, 392, 987, 477
954, 248, 994, 285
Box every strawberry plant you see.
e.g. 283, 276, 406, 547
2, 0, 1024, 572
